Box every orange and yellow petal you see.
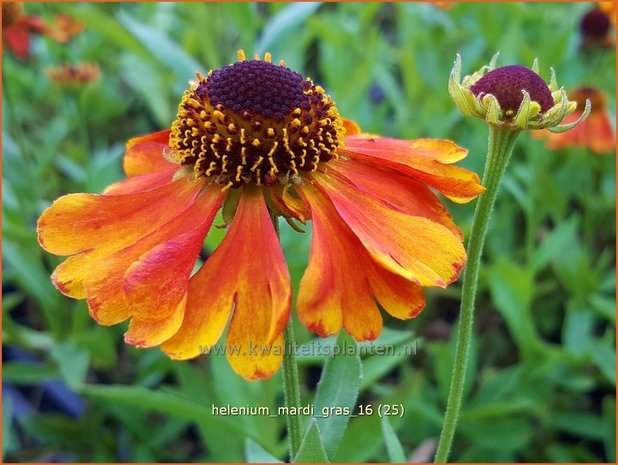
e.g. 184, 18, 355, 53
342, 118, 361, 137
329, 158, 463, 239
312, 170, 466, 287
124, 294, 187, 348
340, 136, 484, 203
296, 182, 379, 340
368, 265, 426, 320
269, 183, 310, 223
122, 219, 216, 321
38, 177, 202, 256
82, 186, 223, 328
51, 253, 91, 299
162, 187, 291, 380
103, 168, 178, 195
83, 252, 134, 326
123, 130, 176, 177
296, 181, 426, 341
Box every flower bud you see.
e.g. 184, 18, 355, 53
449, 54, 591, 132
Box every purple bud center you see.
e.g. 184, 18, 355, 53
470, 65, 554, 113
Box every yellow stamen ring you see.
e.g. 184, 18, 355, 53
168, 52, 345, 188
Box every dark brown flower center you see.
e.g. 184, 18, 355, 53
580, 8, 611, 39
470, 65, 554, 114
204, 60, 306, 122
168, 56, 344, 189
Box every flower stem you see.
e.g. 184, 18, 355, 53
283, 320, 302, 459
270, 213, 303, 459
434, 126, 520, 462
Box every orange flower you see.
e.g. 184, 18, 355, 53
45, 14, 85, 42
38, 52, 483, 379
47, 62, 101, 85
533, 86, 615, 155
431, 2, 456, 10
2, 3, 83, 59
598, 2, 615, 26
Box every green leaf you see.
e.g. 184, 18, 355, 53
255, 2, 322, 54
295, 327, 415, 366
462, 399, 535, 421
54, 155, 87, 183
79, 384, 268, 448
472, 366, 523, 405
546, 444, 579, 462
61, 4, 148, 55
549, 412, 605, 440
366, 327, 417, 348
531, 216, 579, 272
294, 419, 329, 463
429, 333, 477, 403
562, 306, 595, 356
51, 341, 90, 388
360, 340, 418, 389
335, 373, 425, 462
1, 292, 23, 313
224, 3, 262, 48
120, 54, 172, 128
461, 416, 533, 451
18, 413, 88, 448
313, 331, 362, 459
333, 412, 381, 462
85, 145, 124, 194
380, 416, 406, 463
602, 396, 616, 462
174, 364, 244, 462
3, 361, 59, 385
3, 240, 65, 337
118, 11, 202, 79
2, 322, 54, 352
245, 438, 282, 463
72, 326, 118, 369
487, 259, 540, 358
2, 396, 13, 459
589, 294, 616, 323
209, 344, 281, 449
590, 342, 616, 386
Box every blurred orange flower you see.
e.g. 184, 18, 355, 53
432, 2, 456, 10
2, 3, 83, 59
598, 2, 615, 25
47, 62, 100, 85
45, 14, 85, 42
37, 52, 483, 379
533, 86, 615, 155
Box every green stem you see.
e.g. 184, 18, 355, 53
271, 213, 302, 460
282, 320, 302, 460
434, 126, 520, 462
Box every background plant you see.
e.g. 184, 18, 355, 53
3, 2, 615, 462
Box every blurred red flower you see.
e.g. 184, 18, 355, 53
2, 3, 83, 59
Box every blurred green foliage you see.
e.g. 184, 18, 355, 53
2, 2, 615, 462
